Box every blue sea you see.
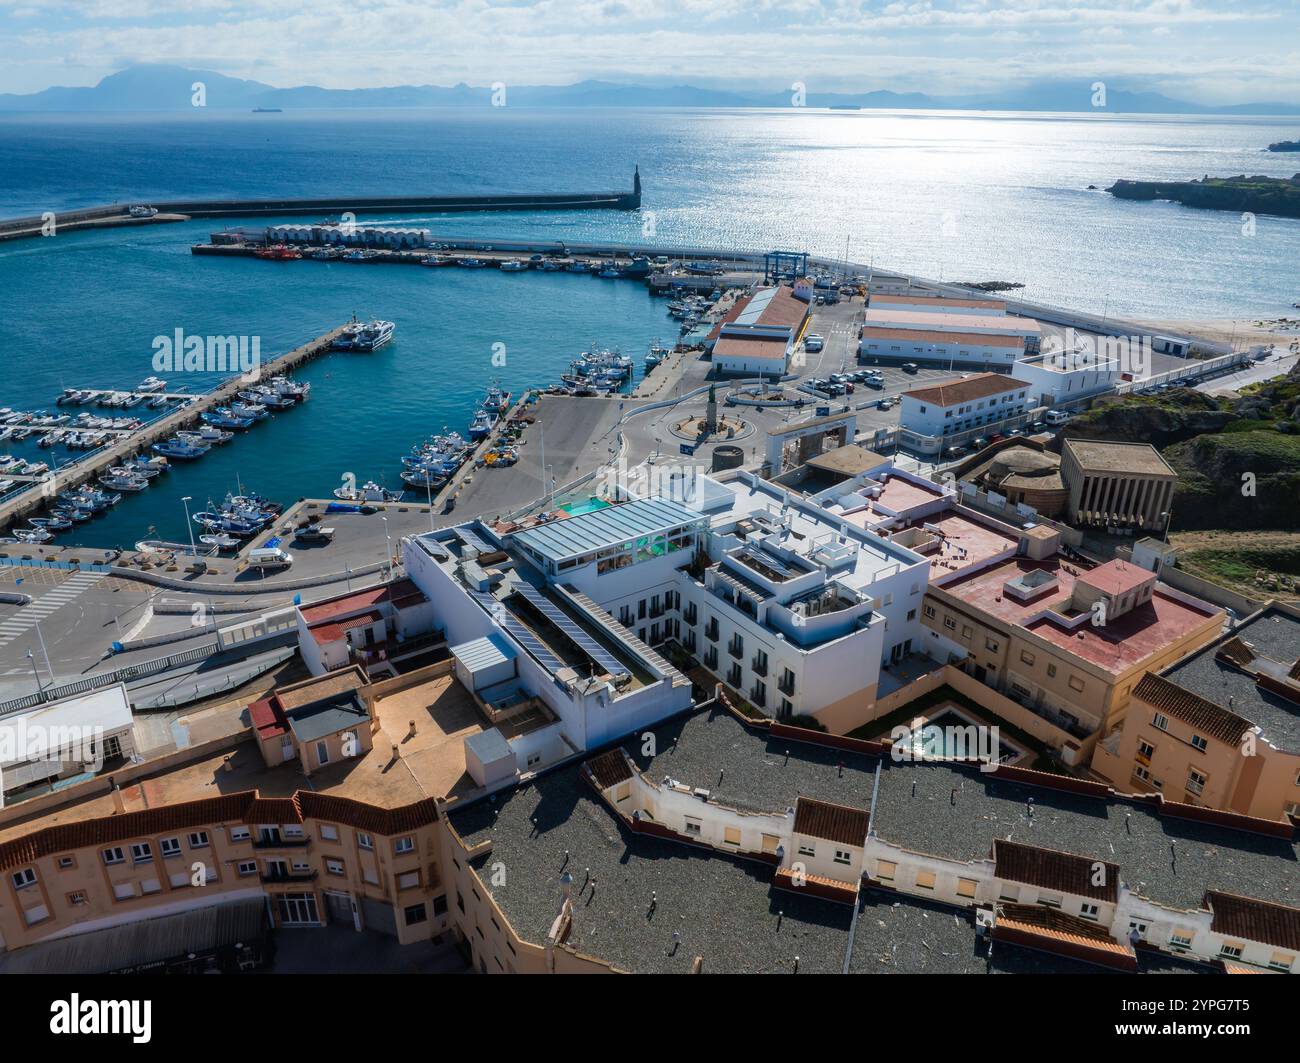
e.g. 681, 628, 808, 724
1, 107, 1298, 543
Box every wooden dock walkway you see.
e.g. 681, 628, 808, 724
0, 323, 351, 531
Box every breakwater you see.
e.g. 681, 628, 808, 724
0, 168, 644, 242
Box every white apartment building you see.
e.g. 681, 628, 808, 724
898, 373, 1033, 439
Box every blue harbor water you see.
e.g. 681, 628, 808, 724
2, 107, 1298, 544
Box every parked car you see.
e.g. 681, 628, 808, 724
1044, 410, 1072, 426
901, 362, 919, 374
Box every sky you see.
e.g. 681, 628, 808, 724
0, 0, 1297, 104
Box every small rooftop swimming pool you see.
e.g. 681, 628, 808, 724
561, 497, 612, 516
896, 706, 1026, 766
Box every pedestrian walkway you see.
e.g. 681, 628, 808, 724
0, 570, 105, 647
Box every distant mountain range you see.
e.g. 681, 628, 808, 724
3, 64, 1299, 115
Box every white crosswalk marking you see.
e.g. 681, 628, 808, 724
0, 570, 105, 645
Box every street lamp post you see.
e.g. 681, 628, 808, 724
181, 495, 197, 557
26, 650, 42, 694
381, 516, 393, 582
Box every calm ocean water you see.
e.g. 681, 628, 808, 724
1, 108, 1297, 543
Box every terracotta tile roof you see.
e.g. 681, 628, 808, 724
1134, 672, 1252, 747
773, 865, 859, 904
793, 796, 870, 847
297, 792, 439, 837
994, 904, 1135, 968
299, 578, 424, 624
993, 839, 1118, 903
1205, 891, 1300, 952
248, 696, 287, 740
309, 608, 385, 646
0, 789, 438, 872
585, 748, 633, 791
902, 372, 1031, 408
0, 792, 257, 871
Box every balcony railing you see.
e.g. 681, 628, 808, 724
778, 674, 795, 696
253, 836, 311, 850
751, 656, 768, 677
728, 641, 743, 660
260, 870, 318, 884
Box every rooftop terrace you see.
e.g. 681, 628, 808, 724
0, 672, 484, 845
940, 558, 1222, 674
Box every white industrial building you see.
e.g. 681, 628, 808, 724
710, 285, 809, 378
858, 299, 1041, 369
1013, 349, 1123, 409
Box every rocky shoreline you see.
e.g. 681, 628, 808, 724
1107, 173, 1300, 219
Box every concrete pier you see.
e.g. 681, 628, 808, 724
0, 168, 643, 243
0, 323, 350, 532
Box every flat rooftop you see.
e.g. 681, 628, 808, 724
940, 559, 1221, 675
1163, 606, 1300, 754
860, 326, 1024, 349
864, 308, 1040, 334
448, 706, 1245, 973
870, 760, 1299, 914
870, 293, 1007, 311
867, 474, 947, 515
629, 705, 876, 814
1062, 439, 1176, 477
714, 475, 921, 590
0, 672, 485, 845
448, 714, 864, 974
922, 512, 1020, 577
510, 497, 704, 563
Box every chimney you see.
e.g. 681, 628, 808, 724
408, 719, 417, 739
110, 778, 125, 814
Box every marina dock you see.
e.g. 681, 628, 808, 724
0, 323, 350, 532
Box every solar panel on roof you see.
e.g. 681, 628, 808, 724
468, 590, 566, 675
512, 582, 629, 679
458, 525, 495, 555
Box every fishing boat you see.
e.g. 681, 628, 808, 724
645, 340, 673, 369
268, 376, 310, 402
192, 511, 262, 537
481, 385, 511, 414
137, 376, 167, 393
30, 515, 72, 532
499, 259, 528, 272
352, 320, 395, 351
98, 471, 148, 492
152, 438, 209, 460
182, 425, 234, 445
14, 527, 53, 544
420, 255, 455, 267
331, 321, 365, 350
458, 257, 487, 268
333, 480, 403, 503
229, 401, 268, 420
199, 533, 241, 550
467, 409, 497, 441
201, 410, 255, 430
400, 466, 449, 489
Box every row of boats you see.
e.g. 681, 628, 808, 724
1, 375, 308, 542
56, 377, 183, 409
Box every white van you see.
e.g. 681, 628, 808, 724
247, 547, 293, 570
1043, 410, 1072, 426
